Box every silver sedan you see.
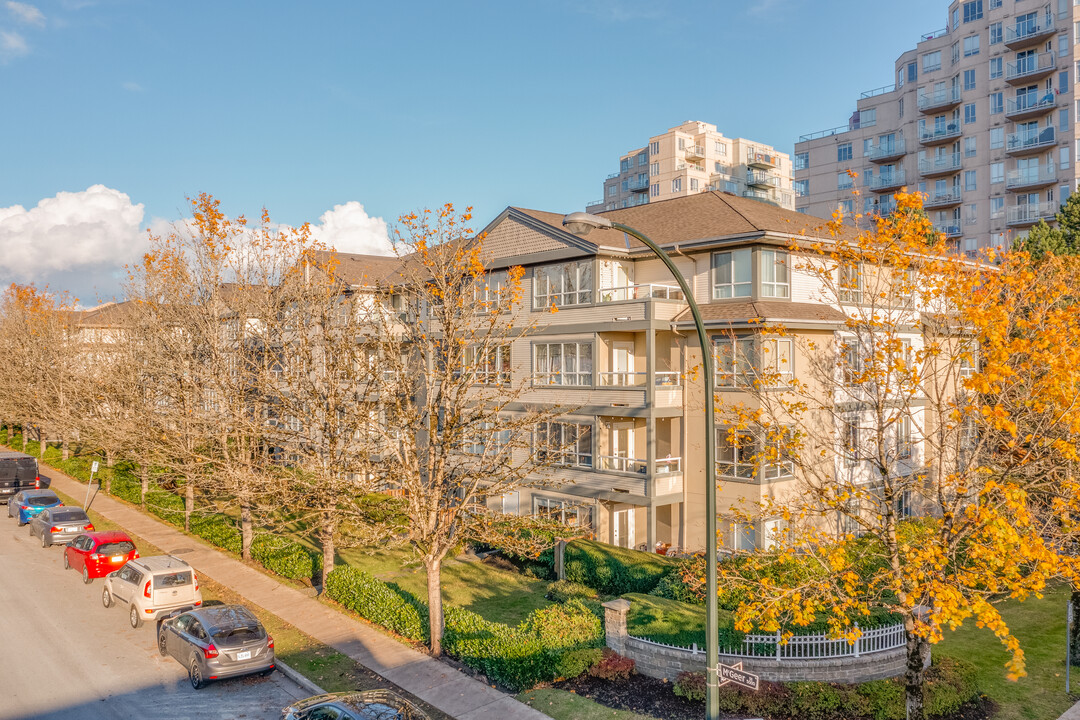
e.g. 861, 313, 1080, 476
158, 604, 276, 689
28, 506, 92, 548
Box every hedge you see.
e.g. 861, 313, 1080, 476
324, 566, 429, 642
563, 540, 676, 596
251, 533, 321, 580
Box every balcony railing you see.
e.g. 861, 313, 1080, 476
1007, 202, 1057, 226
918, 153, 961, 176
1005, 51, 1056, 83
869, 170, 906, 192
1005, 93, 1056, 119
1005, 14, 1055, 48
684, 144, 705, 159
919, 124, 962, 145
598, 372, 645, 387
598, 283, 684, 302
917, 86, 961, 112
1006, 164, 1057, 189
924, 188, 962, 208
868, 138, 906, 162
1006, 126, 1056, 154
585, 199, 606, 210
656, 456, 682, 474
933, 222, 962, 238
598, 455, 647, 474
747, 170, 780, 187
747, 152, 779, 169
655, 371, 681, 387
867, 199, 897, 216
628, 177, 649, 192
676, 162, 705, 172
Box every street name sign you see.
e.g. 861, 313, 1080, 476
717, 661, 759, 691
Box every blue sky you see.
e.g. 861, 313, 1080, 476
0, 0, 946, 301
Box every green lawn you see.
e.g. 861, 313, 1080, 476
935, 585, 1077, 720
518, 688, 655, 720
624, 593, 737, 649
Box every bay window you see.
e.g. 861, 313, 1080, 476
711, 249, 752, 299
534, 260, 592, 308
533, 341, 593, 386
536, 421, 593, 468
759, 249, 790, 298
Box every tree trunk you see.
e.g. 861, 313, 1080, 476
425, 556, 444, 656
140, 465, 149, 509
21, 422, 27, 453
240, 503, 253, 561
904, 631, 931, 720
61, 438, 69, 461
184, 481, 193, 532
319, 515, 336, 589
105, 449, 114, 468
38, 426, 45, 459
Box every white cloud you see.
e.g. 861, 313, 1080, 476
0, 30, 27, 61
309, 201, 392, 256
0, 185, 147, 281
6, 1, 43, 26
122, 81, 142, 92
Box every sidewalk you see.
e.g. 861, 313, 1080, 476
44, 469, 550, 720
1060, 701, 1080, 720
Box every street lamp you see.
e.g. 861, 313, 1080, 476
562, 211, 720, 720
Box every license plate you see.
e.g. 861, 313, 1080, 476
72, 527, 83, 532
237, 651, 252, 660
111, 556, 123, 563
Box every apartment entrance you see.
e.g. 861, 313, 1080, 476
611, 342, 635, 386
613, 507, 636, 549
611, 420, 635, 467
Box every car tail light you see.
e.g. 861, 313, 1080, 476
49, 526, 61, 533
267, 635, 274, 649
143, 580, 151, 598
85, 523, 95, 531
19, 505, 28, 510
133, 551, 140, 558
193, 572, 199, 591
35, 476, 40, 488
194, 600, 202, 607
203, 644, 219, 659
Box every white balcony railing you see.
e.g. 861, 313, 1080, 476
917, 86, 961, 111
598, 455, 647, 474
1005, 93, 1056, 117
868, 138, 906, 161
655, 371, 681, 387
918, 153, 961, 175
598, 284, 685, 302
1007, 202, 1057, 225
598, 372, 646, 387
656, 456, 682, 474
1005, 51, 1055, 81
1005, 13, 1055, 45
869, 170, 906, 190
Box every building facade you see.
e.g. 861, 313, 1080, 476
586, 121, 795, 213
795, 0, 1078, 255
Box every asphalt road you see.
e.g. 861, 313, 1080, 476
0, 506, 309, 720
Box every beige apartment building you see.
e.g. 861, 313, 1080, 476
795, 0, 1079, 255
586, 121, 795, 214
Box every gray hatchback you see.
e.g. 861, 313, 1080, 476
157, 604, 275, 689
28, 506, 91, 548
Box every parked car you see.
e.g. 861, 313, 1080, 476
282, 691, 428, 720
102, 555, 202, 628
29, 506, 93, 547
157, 604, 274, 689
64, 531, 138, 583
0, 452, 40, 504
6, 489, 61, 526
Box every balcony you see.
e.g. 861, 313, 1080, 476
923, 188, 962, 209
1006, 164, 1057, 190
919, 153, 961, 177
918, 86, 962, 114
919, 124, 961, 146
747, 170, 781, 188
868, 138, 906, 163
628, 177, 649, 193
1007, 202, 1057, 226
597, 455, 647, 475
867, 198, 897, 216
597, 283, 684, 303
869, 170, 906, 193
1005, 52, 1056, 84
676, 162, 705, 172
747, 152, 779, 169
1005, 93, 1057, 120
1005, 14, 1056, 49
598, 372, 645, 388
933, 222, 962, 239
1006, 126, 1056, 156
684, 144, 705, 160
742, 188, 786, 206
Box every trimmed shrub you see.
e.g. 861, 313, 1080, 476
563, 540, 676, 596
324, 566, 428, 642
554, 647, 603, 680
545, 579, 598, 604
856, 680, 905, 720
190, 514, 242, 554
251, 534, 320, 581
587, 649, 635, 681
673, 671, 707, 701
145, 487, 185, 526
443, 606, 553, 692
526, 598, 603, 651
790, 682, 844, 720
925, 655, 979, 718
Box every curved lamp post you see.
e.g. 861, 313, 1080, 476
563, 212, 720, 720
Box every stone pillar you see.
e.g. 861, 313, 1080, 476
602, 598, 631, 656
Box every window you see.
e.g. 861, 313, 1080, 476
464, 344, 510, 384
759, 249, 790, 298
861, 108, 877, 126
990, 126, 1004, 148
690, 178, 699, 191
991, 162, 1004, 183
649, 141, 659, 154
963, 35, 980, 56
536, 422, 592, 468
534, 496, 592, 529
606, 185, 616, 197
838, 172, 854, 190
964, 136, 977, 157
638, 153, 647, 166
923, 51, 942, 72
672, 178, 682, 192
963, 68, 976, 90
839, 198, 854, 216
714, 161, 724, 173
962, 0, 982, 22
761, 427, 795, 480
837, 143, 853, 162
990, 196, 1005, 217
650, 162, 659, 176
907, 61, 918, 83
964, 103, 976, 124
964, 170, 977, 191
1062, 108, 1071, 132
794, 151, 809, 170
1062, 146, 1071, 169
838, 262, 863, 303
474, 270, 508, 312
1062, 70, 1071, 89
966, 203, 978, 224
1061, 32, 1070, 58
716, 141, 728, 156
714, 336, 756, 388
794, 179, 809, 197
650, 183, 659, 197
760, 338, 794, 384
711, 249, 752, 299
463, 421, 510, 455
841, 413, 860, 467
989, 0, 1000, 7
989, 21, 1002, 44
895, 416, 913, 460
716, 426, 757, 480
990, 92, 1003, 115
952, 41, 960, 65
899, 97, 904, 118
534, 260, 592, 307
989, 57, 1002, 79
533, 342, 592, 386
863, 138, 873, 157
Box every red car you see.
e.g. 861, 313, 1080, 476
63, 531, 139, 584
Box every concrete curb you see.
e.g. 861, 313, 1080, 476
274, 658, 326, 698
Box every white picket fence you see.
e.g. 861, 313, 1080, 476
629, 621, 906, 661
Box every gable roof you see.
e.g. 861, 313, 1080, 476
673, 301, 848, 327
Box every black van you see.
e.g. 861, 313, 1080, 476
0, 452, 39, 504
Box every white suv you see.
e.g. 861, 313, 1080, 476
102, 555, 203, 628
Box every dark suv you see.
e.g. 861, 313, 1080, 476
0, 452, 40, 504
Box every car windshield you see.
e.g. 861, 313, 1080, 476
97, 541, 135, 555
153, 571, 191, 589
27, 496, 55, 505
211, 624, 266, 644
52, 511, 87, 523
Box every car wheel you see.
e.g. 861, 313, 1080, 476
129, 605, 142, 629
189, 659, 206, 690
101, 588, 112, 609
157, 630, 168, 657
40, 533, 49, 548
62, 553, 70, 570
82, 566, 92, 584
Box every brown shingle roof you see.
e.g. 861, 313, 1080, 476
673, 301, 848, 326
311, 250, 405, 287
